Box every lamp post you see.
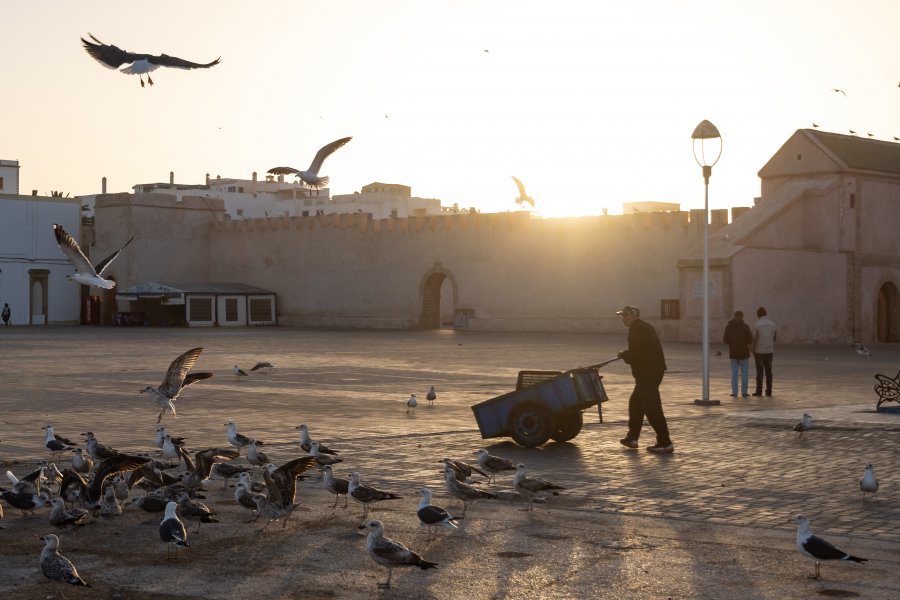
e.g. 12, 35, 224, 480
691, 120, 722, 406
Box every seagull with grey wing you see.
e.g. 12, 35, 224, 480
474, 448, 516, 484
860, 464, 879, 502
268, 136, 352, 191
81, 33, 221, 88
512, 176, 535, 207
52, 223, 133, 289
140, 347, 214, 423
513, 463, 564, 511
793, 413, 813, 438
359, 519, 437, 590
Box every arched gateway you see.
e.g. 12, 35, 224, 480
877, 281, 900, 342
419, 265, 458, 330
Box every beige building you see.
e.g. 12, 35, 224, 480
91, 129, 900, 343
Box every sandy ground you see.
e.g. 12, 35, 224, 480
1, 326, 899, 599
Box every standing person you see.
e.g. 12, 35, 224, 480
752, 306, 777, 396
1, 303, 9, 326
615, 305, 674, 454
723, 310, 753, 398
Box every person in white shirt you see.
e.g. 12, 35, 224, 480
751, 306, 777, 396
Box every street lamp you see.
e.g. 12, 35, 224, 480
691, 120, 722, 406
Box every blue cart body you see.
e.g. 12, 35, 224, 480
472, 367, 609, 442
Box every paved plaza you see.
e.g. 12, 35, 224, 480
1, 326, 899, 599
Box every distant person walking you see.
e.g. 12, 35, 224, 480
723, 310, 753, 397
1, 303, 10, 326
615, 305, 674, 454
752, 306, 777, 396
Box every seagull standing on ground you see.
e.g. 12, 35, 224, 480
159, 501, 189, 557
793, 514, 867, 579
426, 386, 437, 407
267, 136, 352, 191
359, 519, 438, 589
417, 487, 462, 539
349, 472, 403, 518
513, 463, 565, 511
443, 465, 496, 515
140, 348, 214, 423
322, 465, 350, 508
52, 223, 133, 289
474, 448, 517, 483
42, 425, 73, 458
852, 342, 872, 357
232, 365, 249, 377
860, 464, 879, 501
793, 413, 813, 438
225, 421, 261, 452
81, 33, 221, 88
40, 534, 90, 596
71, 448, 93, 474
297, 424, 338, 455
406, 394, 417, 414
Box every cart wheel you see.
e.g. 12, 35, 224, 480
550, 412, 583, 442
507, 402, 554, 447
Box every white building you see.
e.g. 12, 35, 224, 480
0, 163, 82, 325
96, 171, 448, 221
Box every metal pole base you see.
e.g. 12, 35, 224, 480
694, 398, 722, 406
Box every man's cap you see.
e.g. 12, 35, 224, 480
616, 305, 640, 317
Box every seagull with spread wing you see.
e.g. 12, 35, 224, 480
512, 176, 535, 207
140, 348, 214, 423
52, 224, 133, 290
80, 33, 221, 88
268, 136, 352, 191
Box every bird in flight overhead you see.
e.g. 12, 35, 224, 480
512, 176, 535, 208
267, 137, 352, 191
80, 33, 221, 87
52, 224, 133, 289
831, 88, 846, 97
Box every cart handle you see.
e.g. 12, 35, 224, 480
584, 357, 622, 370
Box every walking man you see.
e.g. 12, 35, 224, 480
616, 305, 674, 454
752, 306, 777, 396
1, 303, 10, 326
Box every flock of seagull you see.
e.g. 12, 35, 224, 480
1, 344, 574, 594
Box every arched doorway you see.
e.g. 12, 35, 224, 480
877, 282, 900, 342
28, 269, 48, 325
419, 265, 458, 330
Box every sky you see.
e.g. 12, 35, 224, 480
2, 1, 900, 217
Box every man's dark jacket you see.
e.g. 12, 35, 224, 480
620, 318, 666, 380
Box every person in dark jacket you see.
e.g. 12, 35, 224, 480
616, 305, 674, 454
723, 310, 753, 397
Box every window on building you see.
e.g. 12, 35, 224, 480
236, 208, 244, 217
228, 186, 236, 192
0, 176, 4, 190
225, 298, 239, 322
238, 187, 244, 193
189, 298, 213, 322
661, 299, 680, 320
249, 299, 272, 322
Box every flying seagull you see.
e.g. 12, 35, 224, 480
81, 33, 221, 88
267, 136, 352, 191
793, 514, 867, 579
793, 413, 813, 438
52, 223, 133, 289
860, 464, 879, 502
831, 88, 846, 97
359, 519, 438, 589
140, 348, 214, 423
512, 176, 535, 207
